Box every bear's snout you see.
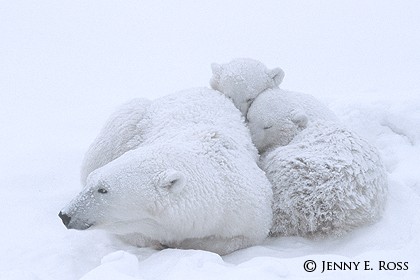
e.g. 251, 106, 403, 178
58, 211, 71, 228
58, 210, 93, 230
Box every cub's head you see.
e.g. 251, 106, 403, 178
59, 146, 186, 236
210, 58, 284, 115
247, 90, 308, 153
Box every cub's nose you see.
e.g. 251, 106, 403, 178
58, 211, 71, 228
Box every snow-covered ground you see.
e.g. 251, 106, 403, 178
1, 1, 419, 279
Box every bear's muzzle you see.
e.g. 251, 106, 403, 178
58, 211, 71, 228
58, 211, 92, 230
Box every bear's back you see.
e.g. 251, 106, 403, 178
146, 88, 241, 130
139, 87, 258, 159
263, 121, 388, 237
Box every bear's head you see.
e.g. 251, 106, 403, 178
247, 89, 308, 153
210, 58, 284, 115
59, 145, 187, 236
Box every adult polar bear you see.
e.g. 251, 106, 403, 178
60, 88, 273, 255
211, 58, 388, 237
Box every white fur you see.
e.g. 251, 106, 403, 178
210, 58, 284, 116
262, 121, 388, 237
210, 58, 336, 152
211, 58, 388, 237
247, 89, 337, 152
62, 88, 273, 255
81, 98, 151, 185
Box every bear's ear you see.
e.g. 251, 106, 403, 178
160, 169, 186, 194
291, 110, 308, 128
211, 63, 222, 75
269, 68, 285, 86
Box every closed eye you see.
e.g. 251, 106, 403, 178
263, 125, 273, 130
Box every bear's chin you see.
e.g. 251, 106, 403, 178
67, 221, 93, 230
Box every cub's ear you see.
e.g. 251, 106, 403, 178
160, 169, 186, 194
291, 110, 308, 128
269, 67, 285, 86
211, 63, 222, 75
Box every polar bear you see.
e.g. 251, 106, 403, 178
210, 58, 285, 116
60, 88, 273, 255
210, 58, 388, 237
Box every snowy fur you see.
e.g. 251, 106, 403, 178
81, 87, 259, 184
262, 121, 388, 237
135, 88, 258, 160
210, 58, 337, 152
247, 89, 338, 152
81, 98, 151, 185
210, 58, 284, 116
61, 88, 273, 255
210, 58, 388, 237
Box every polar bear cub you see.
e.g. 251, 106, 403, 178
211, 58, 388, 237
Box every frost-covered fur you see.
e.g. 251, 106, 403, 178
210, 58, 337, 152
210, 58, 285, 116
81, 87, 259, 183
247, 89, 338, 152
262, 121, 388, 237
210, 58, 388, 237
81, 98, 151, 185
61, 88, 273, 255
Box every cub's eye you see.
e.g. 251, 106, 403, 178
246, 98, 254, 104
98, 188, 108, 194
263, 125, 273, 130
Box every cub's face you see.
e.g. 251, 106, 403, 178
210, 58, 284, 116
59, 150, 186, 235
247, 91, 308, 153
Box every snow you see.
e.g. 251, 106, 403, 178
1, 1, 420, 279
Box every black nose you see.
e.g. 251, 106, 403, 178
59, 211, 71, 227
